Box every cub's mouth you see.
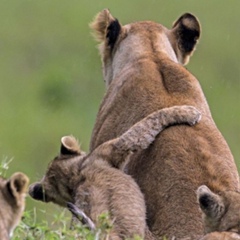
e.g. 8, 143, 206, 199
28, 183, 49, 202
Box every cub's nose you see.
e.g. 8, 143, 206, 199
28, 183, 46, 201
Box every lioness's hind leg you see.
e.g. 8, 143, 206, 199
114, 105, 201, 152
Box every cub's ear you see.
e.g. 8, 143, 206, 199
197, 185, 225, 220
172, 13, 201, 65
90, 9, 122, 49
61, 135, 81, 155
7, 172, 29, 206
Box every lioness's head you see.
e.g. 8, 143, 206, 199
90, 9, 200, 86
197, 185, 240, 235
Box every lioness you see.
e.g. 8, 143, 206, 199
197, 185, 240, 240
0, 172, 29, 240
90, 9, 240, 239
29, 105, 201, 240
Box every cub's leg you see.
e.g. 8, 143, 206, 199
92, 105, 201, 168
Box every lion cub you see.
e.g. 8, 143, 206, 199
0, 172, 29, 240
197, 185, 240, 240
29, 105, 200, 239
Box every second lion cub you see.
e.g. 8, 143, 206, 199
29, 105, 200, 239
197, 185, 240, 239
0, 172, 29, 240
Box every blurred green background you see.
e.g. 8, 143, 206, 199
1, 0, 240, 224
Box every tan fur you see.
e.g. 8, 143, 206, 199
29, 105, 201, 240
201, 232, 240, 240
197, 185, 240, 238
61, 135, 81, 154
0, 172, 29, 240
89, 9, 240, 239
89, 9, 116, 42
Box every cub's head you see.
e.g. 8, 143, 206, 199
29, 136, 86, 207
197, 185, 240, 235
90, 9, 200, 85
0, 172, 29, 238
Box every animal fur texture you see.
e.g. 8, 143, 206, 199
29, 105, 201, 240
89, 9, 240, 239
0, 172, 29, 240
197, 185, 240, 239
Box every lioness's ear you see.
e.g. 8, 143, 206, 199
7, 172, 29, 206
90, 9, 122, 49
197, 185, 225, 220
172, 13, 201, 65
61, 135, 81, 155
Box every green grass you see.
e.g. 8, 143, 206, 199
12, 208, 143, 239
13, 209, 113, 240
13, 210, 144, 239
0, 156, 13, 177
